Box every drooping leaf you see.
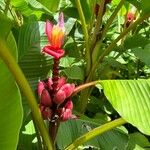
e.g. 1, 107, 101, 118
0, 47, 23, 149
6, 32, 18, 61
63, 65, 84, 80
59, 0, 72, 9
79, 0, 91, 23
18, 120, 39, 150
141, 0, 150, 13
64, 37, 81, 58
64, 7, 79, 20
126, 0, 141, 10
59, 56, 76, 68
18, 21, 53, 90
11, 0, 52, 17
132, 44, 150, 68
124, 35, 150, 49
0, 0, 5, 9
56, 119, 129, 149
63, 0, 91, 23
37, 0, 60, 12
130, 132, 150, 147
27, 0, 52, 13
11, 0, 37, 16
0, 12, 18, 61
127, 132, 150, 150
16, 21, 53, 149
64, 17, 76, 35
17, 21, 53, 122
98, 80, 150, 135
0, 13, 12, 39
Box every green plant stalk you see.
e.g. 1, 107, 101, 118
118, 13, 121, 33
65, 118, 126, 150
78, 13, 150, 113
78, 0, 126, 113
32, 116, 43, 150
8, 6, 22, 26
91, 0, 105, 50
4, 0, 11, 14
88, 0, 96, 37
92, 0, 125, 64
75, 0, 91, 76
0, 39, 53, 150
88, 12, 150, 82
101, 0, 125, 42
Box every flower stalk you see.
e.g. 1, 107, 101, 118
52, 58, 60, 93
92, 0, 125, 65
75, 0, 91, 76
40, 12, 77, 146
77, 4, 150, 114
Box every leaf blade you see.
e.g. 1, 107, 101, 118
0, 62, 23, 150
99, 80, 150, 135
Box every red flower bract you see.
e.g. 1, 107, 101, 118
37, 77, 76, 121
43, 12, 65, 59
127, 12, 135, 22
59, 100, 74, 121
126, 12, 136, 27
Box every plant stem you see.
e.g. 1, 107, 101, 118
77, 0, 126, 113
0, 39, 53, 150
8, 6, 22, 26
75, 0, 91, 76
92, 0, 125, 64
50, 58, 60, 148
91, 0, 105, 50
88, 1, 96, 38
32, 115, 44, 150
65, 118, 126, 150
4, 0, 11, 14
101, 0, 125, 41
78, 13, 150, 113
73, 81, 98, 96
52, 58, 60, 94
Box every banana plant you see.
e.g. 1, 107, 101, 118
0, 0, 150, 149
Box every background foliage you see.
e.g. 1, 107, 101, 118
0, 0, 150, 149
